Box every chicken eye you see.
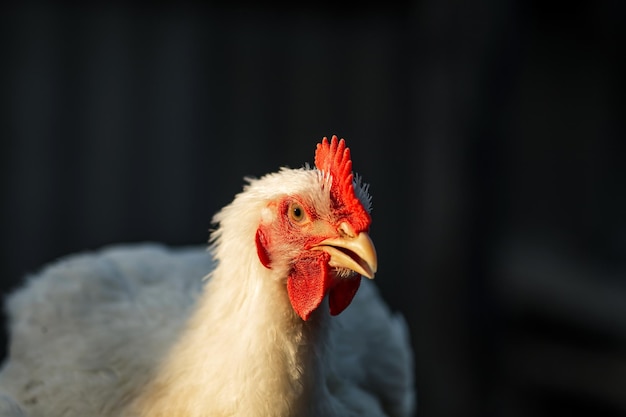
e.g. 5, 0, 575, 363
288, 202, 306, 223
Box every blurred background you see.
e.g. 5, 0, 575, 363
1, 1, 624, 416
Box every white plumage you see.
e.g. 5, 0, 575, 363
0, 137, 415, 417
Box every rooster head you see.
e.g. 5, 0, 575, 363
253, 136, 377, 321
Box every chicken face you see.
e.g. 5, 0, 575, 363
254, 136, 377, 321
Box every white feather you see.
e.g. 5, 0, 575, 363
0, 167, 415, 417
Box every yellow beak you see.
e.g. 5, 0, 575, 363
312, 231, 377, 279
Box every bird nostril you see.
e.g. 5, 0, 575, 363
338, 222, 356, 239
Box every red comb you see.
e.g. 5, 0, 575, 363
314, 136, 371, 232
315, 136, 354, 202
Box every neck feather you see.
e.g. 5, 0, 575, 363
130, 241, 333, 417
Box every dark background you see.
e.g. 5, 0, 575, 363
1, 1, 625, 416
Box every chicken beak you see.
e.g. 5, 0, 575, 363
312, 232, 378, 279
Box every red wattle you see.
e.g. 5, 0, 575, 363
287, 252, 331, 321
287, 251, 363, 320
329, 277, 361, 316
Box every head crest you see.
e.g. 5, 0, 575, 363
314, 135, 371, 232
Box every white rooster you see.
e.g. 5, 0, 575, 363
0, 136, 415, 417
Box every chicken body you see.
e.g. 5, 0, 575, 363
0, 138, 415, 417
